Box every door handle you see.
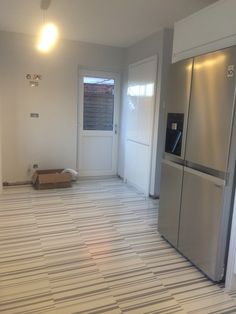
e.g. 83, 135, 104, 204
214, 184, 224, 188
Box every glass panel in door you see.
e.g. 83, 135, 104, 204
83, 77, 115, 131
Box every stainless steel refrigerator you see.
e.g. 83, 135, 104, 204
158, 46, 236, 282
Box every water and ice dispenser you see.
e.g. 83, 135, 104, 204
165, 113, 184, 156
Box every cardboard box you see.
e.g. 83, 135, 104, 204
32, 169, 72, 190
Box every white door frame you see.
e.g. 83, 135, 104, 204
77, 69, 120, 177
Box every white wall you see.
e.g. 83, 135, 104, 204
0, 31, 124, 183
0, 28, 173, 195
172, 0, 236, 291
118, 29, 173, 197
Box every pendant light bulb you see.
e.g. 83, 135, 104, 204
37, 22, 58, 53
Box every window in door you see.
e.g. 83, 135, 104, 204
83, 77, 115, 131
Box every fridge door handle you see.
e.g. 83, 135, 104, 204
162, 159, 183, 170
184, 166, 226, 187
214, 183, 224, 188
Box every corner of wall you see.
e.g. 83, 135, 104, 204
117, 66, 128, 178
150, 28, 173, 197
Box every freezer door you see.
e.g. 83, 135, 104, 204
165, 58, 193, 160
178, 167, 226, 281
185, 46, 236, 172
158, 160, 183, 247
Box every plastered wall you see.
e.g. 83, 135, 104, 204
0, 31, 124, 183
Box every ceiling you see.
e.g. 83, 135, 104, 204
0, 0, 217, 47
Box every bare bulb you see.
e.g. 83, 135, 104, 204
37, 23, 58, 53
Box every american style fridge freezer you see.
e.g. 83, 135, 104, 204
158, 46, 236, 282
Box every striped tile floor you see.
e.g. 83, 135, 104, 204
0, 177, 236, 313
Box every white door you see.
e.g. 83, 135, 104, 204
78, 70, 120, 177
124, 56, 157, 195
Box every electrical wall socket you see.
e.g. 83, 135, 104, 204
33, 164, 39, 169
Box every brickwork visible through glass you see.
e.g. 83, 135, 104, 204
83, 77, 115, 131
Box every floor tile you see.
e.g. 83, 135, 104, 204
0, 177, 236, 313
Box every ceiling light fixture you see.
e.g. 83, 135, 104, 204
37, 0, 59, 53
